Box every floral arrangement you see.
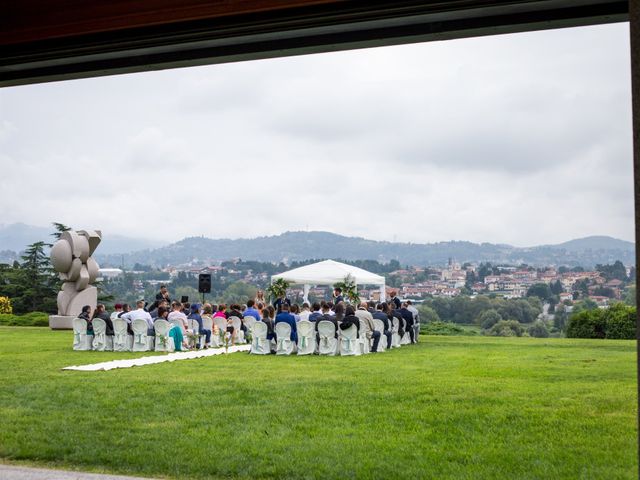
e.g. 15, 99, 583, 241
186, 331, 199, 348
267, 278, 290, 302
0, 296, 12, 314
334, 274, 359, 305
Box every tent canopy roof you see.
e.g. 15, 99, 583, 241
271, 259, 385, 286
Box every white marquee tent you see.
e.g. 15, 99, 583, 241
271, 259, 386, 303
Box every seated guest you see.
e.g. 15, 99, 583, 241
110, 303, 123, 321
275, 303, 298, 343
168, 301, 190, 332
92, 303, 114, 336
355, 302, 381, 352
389, 304, 404, 338
243, 299, 261, 321
339, 305, 360, 333
326, 301, 335, 316
213, 304, 227, 319
256, 301, 265, 318
227, 304, 246, 340
150, 300, 168, 319
262, 305, 277, 350
122, 299, 155, 336
373, 303, 393, 350
202, 304, 219, 339
308, 302, 323, 322
290, 303, 301, 322
78, 305, 93, 335
188, 304, 211, 349
399, 302, 415, 343
299, 303, 311, 321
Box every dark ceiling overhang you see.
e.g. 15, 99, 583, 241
0, 1, 629, 87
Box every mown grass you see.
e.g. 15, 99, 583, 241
0, 327, 636, 479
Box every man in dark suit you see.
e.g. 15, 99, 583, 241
399, 302, 415, 343
156, 285, 171, 304
275, 303, 298, 343
333, 287, 344, 305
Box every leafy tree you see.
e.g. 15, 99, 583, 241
478, 309, 502, 329
592, 286, 616, 298
550, 280, 563, 295
417, 305, 440, 324
528, 320, 549, 338
605, 303, 636, 339
596, 260, 628, 281
527, 283, 552, 301
11, 242, 58, 313
623, 285, 636, 307
51, 222, 71, 241
566, 309, 606, 339
222, 282, 258, 305
553, 304, 568, 331
486, 320, 523, 337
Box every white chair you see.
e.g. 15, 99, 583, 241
91, 318, 113, 351
132, 319, 153, 352
357, 322, 370, 355
275, 322, 295, 355
317, 321, 338, 356
400, 318, 411, 345
213, 316, 227, 346
250, 321, 269, 355
391, 317, 401, 348
339, 324, 359, 356
296, 320, 316, 355
72, 318, 93, 351
229, 316, 245, 343
187, 319, 205, 348
113, 318, 133, 352
203, 316, 219, 347
243, 315, 257, 335
154, 319, 175, 352
372, 318, 386, 353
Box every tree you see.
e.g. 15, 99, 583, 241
222, 282, 258, 305
478, 309, 502, 329
623, 285, 636, 307
486, 320, 523, 337
550, 280, 563, 295
554, 304, 568, 331
417, 305, 440, 324
527, 283, 552, 301
596, 260, 628, 282
11, 241, 59, 313
528, 320, 549, 338
51, 222, 71, 241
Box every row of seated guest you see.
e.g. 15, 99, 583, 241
81, 295, 418, 352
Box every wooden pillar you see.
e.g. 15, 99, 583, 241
630, 0, 640, 465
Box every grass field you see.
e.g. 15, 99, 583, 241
0, 327, 636, 479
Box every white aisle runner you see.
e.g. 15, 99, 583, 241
62, 344, 251, 371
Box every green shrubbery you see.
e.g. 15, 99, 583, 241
0, 312, 49, 327
527, 320, 550, 338
486, 320, 524, 337
421, 321, 478, 336
566, 303, 635, 340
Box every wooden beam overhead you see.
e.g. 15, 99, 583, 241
0, 1, 629, 87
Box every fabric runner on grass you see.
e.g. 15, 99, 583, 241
62, 344, 251, 371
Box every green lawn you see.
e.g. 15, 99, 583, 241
0, 327, 636, 479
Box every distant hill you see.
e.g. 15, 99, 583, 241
95, 231, 635, 268
0, 223, 166, 256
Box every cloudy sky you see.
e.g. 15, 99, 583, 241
0, 22, 633, 247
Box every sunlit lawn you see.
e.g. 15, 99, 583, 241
0, 327, 636, 479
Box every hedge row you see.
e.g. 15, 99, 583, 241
566, 303, 636, 340
0, 312, 49, 327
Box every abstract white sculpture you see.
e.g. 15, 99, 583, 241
49, 230, 102, 329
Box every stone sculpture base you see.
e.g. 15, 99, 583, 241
49, 315, 75, 330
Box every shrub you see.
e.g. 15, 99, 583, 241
0, 312, 49, 327
478, 309, 502, 330
566, 309, 606, 339
528, 320, 550, 338
0, 296, 12, 314
486, 320, 524, 337
422, 321, 477, 336
605, 303, 636, 340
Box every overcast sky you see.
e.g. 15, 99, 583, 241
0, 23, 633, 247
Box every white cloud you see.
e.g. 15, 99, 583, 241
0, 22, 633, 247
